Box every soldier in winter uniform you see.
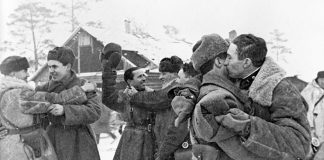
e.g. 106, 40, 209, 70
218, 34, 310, 159
153, 56, 193, 160
0, 56, 96, 160
172, 34, 250, 160
172, 34, 311, 160
301, 71, 324, 160
101, 43, 175, 160
35, 47, 101, 160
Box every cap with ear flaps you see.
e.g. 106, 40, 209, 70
0, 56, 30, 75
317, 71, 324, 79
159, 56, 183, 73
191, 34, 229, 71
47, 47, 76, 66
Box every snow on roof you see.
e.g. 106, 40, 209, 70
65, 25, 193, 65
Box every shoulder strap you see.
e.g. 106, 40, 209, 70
315, 94, 324, 107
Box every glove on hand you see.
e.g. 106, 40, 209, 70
215, 108, 251, 136
171, 96, 195, 127
101, 52, 122, 70
199, 91, 230, 116
101, 43, 122, 70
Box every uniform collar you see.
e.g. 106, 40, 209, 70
239, 67, 260, 90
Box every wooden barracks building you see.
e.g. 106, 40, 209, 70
30, 27, 161, 90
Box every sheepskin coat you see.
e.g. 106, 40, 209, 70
0, 75, 87, 160
232, 57, 310, 160
191, 57, 311, 160
301, 80, 324, 159
0, 75, 57, 160
301, 79, 324, 142
190, 71, 248, 160
36, 71, 101, 160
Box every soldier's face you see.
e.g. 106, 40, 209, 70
47, 60, 70, 82
11, 69, 30, 82
225, 43, 245, 79
129, 69, 147, 91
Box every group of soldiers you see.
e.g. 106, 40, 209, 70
0, 33, 322, 160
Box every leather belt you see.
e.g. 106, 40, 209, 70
126, 123, 153, 132
7, 123, 41, 135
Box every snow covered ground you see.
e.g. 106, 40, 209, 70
97, 133, 121, 160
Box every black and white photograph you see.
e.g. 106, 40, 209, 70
0, 0, 323, 159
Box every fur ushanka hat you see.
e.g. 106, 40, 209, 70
47, 47, 76, 66
191, 34, 229, 71
317, 71, 324, 79
0, 56, 30, 75
159, 56, 183, 73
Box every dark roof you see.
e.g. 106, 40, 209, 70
122, 50, 152, 68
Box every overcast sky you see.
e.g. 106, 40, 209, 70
1, 0, 324, 81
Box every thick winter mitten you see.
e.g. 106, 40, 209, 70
47, 85, 88, 104
101, 52, 122, 70
21, 101, 51, 114
198, 90, 231, 116
171, 96, 195, 127
215, 108, 251, 137
101, 43, 122, 70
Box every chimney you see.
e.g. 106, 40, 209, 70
124, 19, 131, 34
229, 30, 237, 41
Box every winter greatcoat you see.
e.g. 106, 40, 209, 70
102, 65, 174, 160
36, 71, 101, 160
301, 80, 324, 159
238, 57, 310, 160
0, 75, 89, 160
190, 57, 311, 160
301, 80, 324, 143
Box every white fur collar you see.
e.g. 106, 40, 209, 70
0, 75, 33, 92
310, 79, 321, 89
248, 57, 286, 106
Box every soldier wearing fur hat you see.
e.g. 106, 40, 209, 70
302, 71, 324, 160
171, 33, 311, 160
0, 55, 97, 160
172, 34, 251, 160
35, 47, 101, 160
218, 34, 310, 159
150, 56, 194, 160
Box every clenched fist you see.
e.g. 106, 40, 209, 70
100, 43, 122, 70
